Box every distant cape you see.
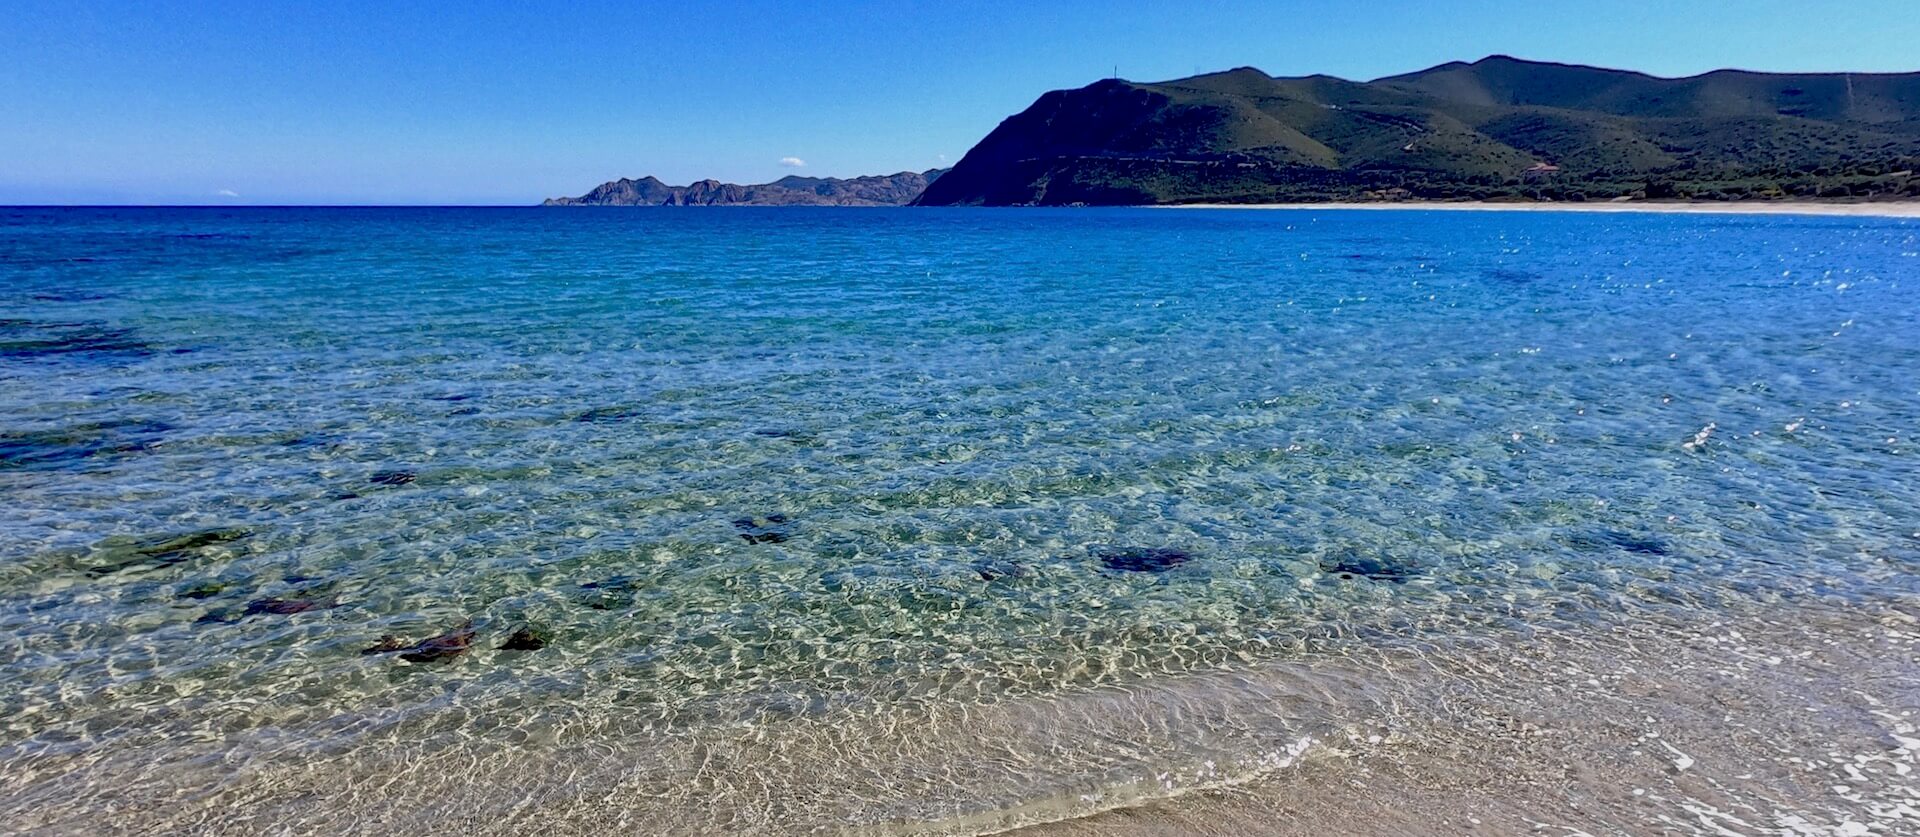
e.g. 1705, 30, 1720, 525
543, 169, 948, 206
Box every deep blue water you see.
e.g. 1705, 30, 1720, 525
1, 206, 1917, 831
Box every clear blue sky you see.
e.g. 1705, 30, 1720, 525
5, 1, 1918, 205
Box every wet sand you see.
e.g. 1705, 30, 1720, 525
5, 598, 1913, 835
1015, 600, 1920, 837
1160, 201, 1920, 218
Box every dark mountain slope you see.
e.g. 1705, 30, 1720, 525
1378, 55, 1920, 122
916, 57, 1920, 206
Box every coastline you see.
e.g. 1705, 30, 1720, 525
10, 596, 1911, 836
1154, 200, 1920, 218
1013, 597, 1920, 837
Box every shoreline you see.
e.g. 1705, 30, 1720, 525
11, 598, 1913, 835
1013, 599, 1920, 837
1154, 200, 1920, 217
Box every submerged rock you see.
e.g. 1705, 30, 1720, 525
573, 405, 644, 424
398, 621, 476, 663
242, 596, 335, 617
973, 558, 1026, 582
0, 319, 153, 360
498, 626, 548, 651
750, 428, 813, 444
361, 621, 480, 662
83, 528, 249, 577
177, 580, 229, 600
733, 515, 793, 545
28, 291, 110, 302
1322, 554, 1416, 583
1, 420, 172, 471
1568, 529, 1673, 556
1610, 535, 1672, 556
368, 471, 415, 486
1094, 546, 1193, 573
360, 634, 411, 655
135, 529, 247, 556
1485, 267, 1544, 285
577, 575, 639, 610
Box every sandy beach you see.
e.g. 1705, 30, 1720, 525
1015, 599, 1920, 837
1159, 201, 1920, 218
12, 593, 1910, 836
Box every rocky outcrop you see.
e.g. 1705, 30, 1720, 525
543, 169, 947, 206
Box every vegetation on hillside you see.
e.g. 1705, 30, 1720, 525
915, 57, 1920, 206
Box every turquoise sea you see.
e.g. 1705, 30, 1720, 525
2, 207, 1917, 834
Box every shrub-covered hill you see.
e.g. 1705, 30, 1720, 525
914, 56, 1920, 205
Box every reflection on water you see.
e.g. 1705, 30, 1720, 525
1, 207, 1916, 832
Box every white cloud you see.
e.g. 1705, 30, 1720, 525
216, 189, 240, 198
778, 157, 806, 168
937, 154, 948, 162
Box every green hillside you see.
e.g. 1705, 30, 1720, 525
915, 56, 1920, 205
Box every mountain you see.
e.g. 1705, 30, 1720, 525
544, 169, 948, 206
915, 56, 1920, 206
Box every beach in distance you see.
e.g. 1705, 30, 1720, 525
1159, 200, 1920, 217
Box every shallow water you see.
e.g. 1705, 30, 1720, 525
1, 206, 1917, 833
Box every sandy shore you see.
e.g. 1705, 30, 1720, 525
1158, 200, 1920, 218
1015, 600, 1920, 837
11, 598, 1913, 836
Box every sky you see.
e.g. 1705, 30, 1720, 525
5, 0, 1919, 205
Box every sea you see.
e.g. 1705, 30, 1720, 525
2, 206, 1917, 835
